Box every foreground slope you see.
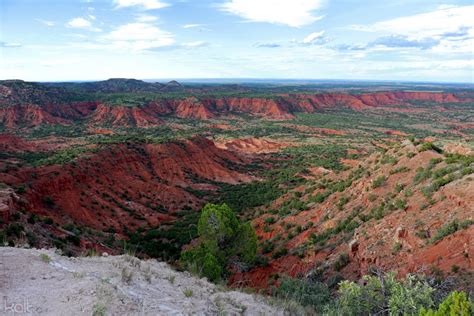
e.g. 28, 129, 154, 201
231, 140, 474, 288
0, 247, 281, 315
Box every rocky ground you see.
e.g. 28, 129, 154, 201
0, 247, 282, 315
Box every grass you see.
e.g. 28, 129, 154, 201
121, 267, 133, 284
92, 303, 107, 316
167, 275, 176, 284
40, 253, 51, 263
183, 289, 193, 297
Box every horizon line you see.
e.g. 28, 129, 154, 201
1, 77, 473, 85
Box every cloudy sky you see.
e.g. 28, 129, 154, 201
0, 0, 473, 82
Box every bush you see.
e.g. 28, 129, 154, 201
394, 198, 407, 210
419, 291, 473, 316
272, 247, 288, 259
6, 223, 24, 237
66, 235, 81, 246
333, 253, 350, 271
419, 142, 442, 153
330, 272, 435, 315
431, 219, 474, 244
42, 196, 55, 207
272, 277, 331, 313
264, 216, 276, 224
372, 175, 387, 188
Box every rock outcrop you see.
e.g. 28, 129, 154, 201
0, 187, 19, 224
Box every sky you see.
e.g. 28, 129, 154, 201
0, 0, 473, 82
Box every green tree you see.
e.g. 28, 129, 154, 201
181, 203, 257, 282
201, 252, 222, 283
235, 222, 257, 264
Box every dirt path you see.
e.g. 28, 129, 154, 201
0, 247, 282, 315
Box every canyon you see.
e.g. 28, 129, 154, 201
1, 79, 473, 301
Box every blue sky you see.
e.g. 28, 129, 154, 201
0, 0, 473, 82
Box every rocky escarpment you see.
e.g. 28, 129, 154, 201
1, 81, 472, 128
0, 137, 253, 231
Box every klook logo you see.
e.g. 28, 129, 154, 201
2, 297, 33, 314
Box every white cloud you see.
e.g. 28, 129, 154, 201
302, 31, 325, 44
35, 19, 55, 26
346, 5, 474, 55
66, 17, 101, 31
88, 15, 96, 21
103, 22, 174, 51
182, 24, 203, 29
181, 41, 208, 48
256, 31, 328, 48
220, 0, 324, 27
0, 42, 21, 48
67, 17, 91, 28
114, 0, 169, 10
351, 5, 474, 40
135, 14, 158, 22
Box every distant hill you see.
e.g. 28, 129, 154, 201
75, 78, 165, 93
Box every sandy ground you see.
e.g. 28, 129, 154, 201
0, 247, 282, 315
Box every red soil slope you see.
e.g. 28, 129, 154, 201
0, 137, 252, 230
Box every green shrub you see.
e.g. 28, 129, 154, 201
419, 291, 473, 316
392, 242, 402, 254
42, 196, 55, 207
330, 273, 435, 315
390, 166, 410, 174
65, 235, 81, 246
272, 277, 331, 313
419, 142, 442, 153
272, 247, 288, 259
414, 168, 432, 184
333, 253, 350, 271
6, 223, 24, 237
261, 241, 274, 254
372, 175, 387, 188
431, 220, 474, 244
394, 198, 407, 210
264, 216, 276, 224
